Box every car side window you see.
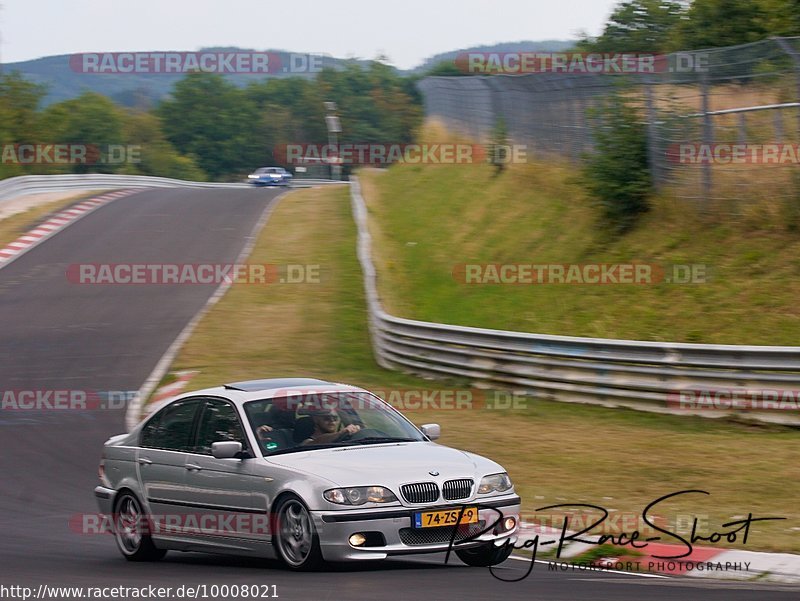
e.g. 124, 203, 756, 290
140, 411, 162, 448
140, 399, 201, 451
194, 399, 248, 456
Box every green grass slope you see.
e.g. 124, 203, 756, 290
360, 161, 800, 345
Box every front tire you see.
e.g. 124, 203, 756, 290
113, 491, 166, 562
456, 541, 513, 567
273, 496, 324, 571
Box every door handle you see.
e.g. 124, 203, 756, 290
185, 463, 203, 471
137, 457, 152, 465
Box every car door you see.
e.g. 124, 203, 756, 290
182, 398, 265, 546
136, 397, 203, 537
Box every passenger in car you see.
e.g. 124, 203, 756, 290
300, 409, 361, 445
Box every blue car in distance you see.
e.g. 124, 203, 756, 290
247, 167, 293, 187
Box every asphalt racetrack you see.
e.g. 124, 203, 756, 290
0, 187, 795, 600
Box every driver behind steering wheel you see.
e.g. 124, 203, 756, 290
300, 408, 361, 446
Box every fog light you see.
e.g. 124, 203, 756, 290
504, 517, 517, 531
349, 533, 367, 547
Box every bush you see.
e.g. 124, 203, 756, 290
583, 90, 652, 233
489, 117, 509, 175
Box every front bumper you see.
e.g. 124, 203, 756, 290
252, 178, 289, 186
312, 496, 520, 562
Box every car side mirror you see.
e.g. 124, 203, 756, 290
211, 441, 246, 459
420, 424, 441, 441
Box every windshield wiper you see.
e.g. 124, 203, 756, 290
264, 443, 344, 456
348, 437, 418, 445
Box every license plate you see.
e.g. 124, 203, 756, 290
414, 507, 478, 528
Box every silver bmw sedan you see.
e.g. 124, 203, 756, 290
95, 378, 521, 570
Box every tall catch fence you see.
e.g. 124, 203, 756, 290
417, 38, 800, 208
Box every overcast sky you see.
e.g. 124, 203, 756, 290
1, 0, 620, 69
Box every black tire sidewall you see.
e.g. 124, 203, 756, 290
273, 495, 324, 571
113, 492, 165, 562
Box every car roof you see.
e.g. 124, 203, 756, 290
164, 378, 372, 407
225, 377, 330, 392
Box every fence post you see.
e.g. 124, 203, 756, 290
701, 72, 713, 203
738, 113, 747, 145
645, 78, 661, 191
773, 110, 784, 142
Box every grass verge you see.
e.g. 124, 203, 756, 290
358, 159, 800, 345
164, 185, 799, 553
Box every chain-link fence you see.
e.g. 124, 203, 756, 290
417, 38, 800, 210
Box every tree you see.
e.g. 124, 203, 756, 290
40, 92, 125, 173
674, 0, 769, 50
760, 0, 800, 37
425, 61, 470, 77
0, 72, 47, 177
316, 60, 423, 145
158, 73, 261, 179
577, 1, 687, 54
0, 72, 46, 141
121, 112, 205, 180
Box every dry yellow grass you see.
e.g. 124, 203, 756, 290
654, 83, 785, 113
0, 193, 97, 248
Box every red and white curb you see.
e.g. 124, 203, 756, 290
137, 370, 199, 421
517, 522, 800, 582
0, 189, 141, 267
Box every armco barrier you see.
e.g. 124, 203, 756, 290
350, 177, 800, 424
0, 174, 344, 203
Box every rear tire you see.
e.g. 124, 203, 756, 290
113, 491, 167, 562
456, 541, 513, 567
273, 496, 324, 571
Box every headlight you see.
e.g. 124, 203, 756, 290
477, 473, 513, 494
323, 486, 398, 505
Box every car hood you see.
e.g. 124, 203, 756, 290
264, 442, 503, 488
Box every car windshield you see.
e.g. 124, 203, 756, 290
244, 392, 425, 456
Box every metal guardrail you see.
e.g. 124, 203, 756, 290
351, 177, 800, 424
0, 174, 344, 203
